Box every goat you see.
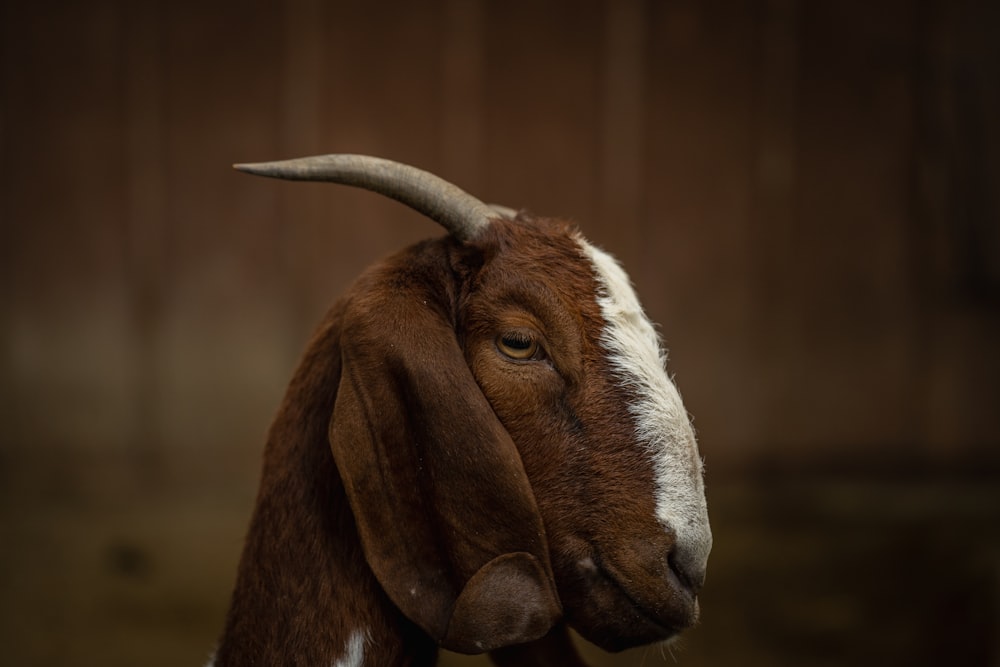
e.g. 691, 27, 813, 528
211, 155, 712, 666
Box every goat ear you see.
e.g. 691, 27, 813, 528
328, 251, 561, 653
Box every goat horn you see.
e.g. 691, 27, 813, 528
234, 154, 495, 241
487, 203, 518, 219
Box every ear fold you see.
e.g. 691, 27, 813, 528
328, 247, 561, 653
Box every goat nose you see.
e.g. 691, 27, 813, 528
667, 526, 712, 596
668, 549, 706, 596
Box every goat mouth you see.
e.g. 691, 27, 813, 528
568, 552, 697, 650
601, 560, 693, 633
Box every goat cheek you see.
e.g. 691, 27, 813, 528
471, 348, 550, 415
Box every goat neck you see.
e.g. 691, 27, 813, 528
213, 305, 435, 667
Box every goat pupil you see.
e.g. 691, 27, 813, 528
503, 333, 531, 350
497, 331, 540, 361
503, 336, 531, 350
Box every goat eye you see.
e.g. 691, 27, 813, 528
497, 331, 540, 360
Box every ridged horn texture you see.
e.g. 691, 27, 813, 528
233, 154, 496, 241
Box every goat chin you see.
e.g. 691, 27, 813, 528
214, 154, 712, 666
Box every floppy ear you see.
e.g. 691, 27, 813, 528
328, 245, 561, 654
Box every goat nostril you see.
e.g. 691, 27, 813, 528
667, 551, 705, 597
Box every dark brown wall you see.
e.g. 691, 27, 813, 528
3, 0, 997, 472
1, 1, 998, 665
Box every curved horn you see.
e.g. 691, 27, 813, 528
234, 154, 495, 241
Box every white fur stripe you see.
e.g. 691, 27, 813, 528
332, 628, 369, 667
333, 630, 371, 667
205, 629, 370, 667
578, 237, 712, 572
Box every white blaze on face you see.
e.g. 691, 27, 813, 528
578, 237, 712, 574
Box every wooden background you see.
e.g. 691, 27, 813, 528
1, 0, 998, 665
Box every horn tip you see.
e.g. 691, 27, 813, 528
233, 161, 293, 180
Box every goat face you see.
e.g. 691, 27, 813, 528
234, 155, 712, 655
460, 217, 711, 651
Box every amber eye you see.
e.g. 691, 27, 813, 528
497, 331, 540, 360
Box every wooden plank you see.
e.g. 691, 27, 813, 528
481, 0, 603, 222
123, 0, 168, 473
644, 0, 759, 456
276, 0, 331, 340
440, 0, 486, 194
598, 0, 647, 269
0, 0, 133, 453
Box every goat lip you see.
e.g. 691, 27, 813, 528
592, 557, 696, 640
610, 574, 684, 634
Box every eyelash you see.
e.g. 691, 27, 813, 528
496, 331, 543, 361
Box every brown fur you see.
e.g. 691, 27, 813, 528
215, 215, 697, 666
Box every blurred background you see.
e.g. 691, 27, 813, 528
1, 0, 998, 665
